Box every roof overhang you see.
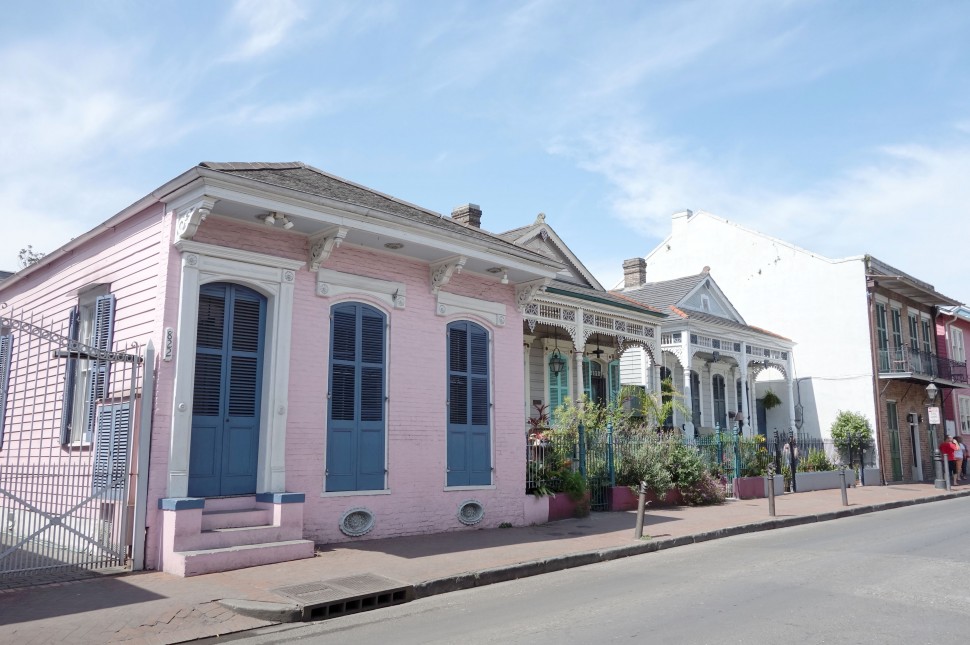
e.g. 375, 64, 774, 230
866, 274, 959, 307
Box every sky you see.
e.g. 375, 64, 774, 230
2, 0, 969, 303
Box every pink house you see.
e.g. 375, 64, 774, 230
938, 306, 970, 437
0, 162, 561, 578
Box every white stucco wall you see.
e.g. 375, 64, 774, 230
641, 211, 876, 440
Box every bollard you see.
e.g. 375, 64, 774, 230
944, 460, 952, 492
766, 471, 776, 517
839, 467, 849, 506
634, 481, 648, 539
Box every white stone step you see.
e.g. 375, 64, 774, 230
173, 540, 316, 577
201, 508, 273, 531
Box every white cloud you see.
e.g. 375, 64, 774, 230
551, 120, 970, 303
221, 0, 307, 62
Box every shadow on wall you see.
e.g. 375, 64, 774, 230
755, 377, 821, 438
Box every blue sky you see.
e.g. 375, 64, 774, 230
2, 1, 969, 302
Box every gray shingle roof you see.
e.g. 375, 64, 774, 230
617, 274, 706, 313
199, 162, 534, 252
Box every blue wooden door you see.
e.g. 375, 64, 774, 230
327, 303, 386, 491
189, 283, 266, 497
447, 321, 491, 486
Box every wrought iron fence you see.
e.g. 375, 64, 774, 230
526, 428, 877, 512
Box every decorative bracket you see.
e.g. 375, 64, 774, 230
429, 255, 467, 294
515, 278, 551, 310
308, 226, 348, 271
174, 197, 217, 241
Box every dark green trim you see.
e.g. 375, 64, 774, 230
545, 287, 666, 318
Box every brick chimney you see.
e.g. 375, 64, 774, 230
623, 258, 646, 289
451, 203, 482, 228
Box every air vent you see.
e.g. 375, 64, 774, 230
339, 507, 376, 537
457, 500, 484, 526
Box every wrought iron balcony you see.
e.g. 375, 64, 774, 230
878, 344, 968, 383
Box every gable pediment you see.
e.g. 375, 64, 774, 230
679, 276, 745, 324
510, 217, 603, 291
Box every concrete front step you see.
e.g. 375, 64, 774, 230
201, 508, 273, 531
202, 496, 260, 512
180, 524, 300, 552
174, 539, 316, 577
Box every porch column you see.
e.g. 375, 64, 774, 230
682, 366, 694, 436
786, 373, 796, 434
574, 350, 585, 402
523, 338, 533, 422
739, 349, 750, 438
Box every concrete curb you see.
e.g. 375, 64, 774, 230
218, 598, 304, 623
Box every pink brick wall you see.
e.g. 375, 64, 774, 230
143, 216, 529, 554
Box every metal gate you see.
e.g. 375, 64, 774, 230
0, 308, 144, 587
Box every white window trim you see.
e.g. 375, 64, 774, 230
169, 240, 304, 498
436, 291, 506, 327
316, 268, 406, 310
951, 327, 966, 363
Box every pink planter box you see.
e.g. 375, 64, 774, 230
609, 486, 682, 511
548, 493, 590, 520
732, 475, 784, 499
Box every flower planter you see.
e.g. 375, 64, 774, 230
732, 475, 784, 499
609, 486, 682, 511
861, 467, 882, 486
794, 469, 856, 492
548, 492, 591, 520
524, 494, 550, 524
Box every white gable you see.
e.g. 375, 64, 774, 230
509, 216, 603, 291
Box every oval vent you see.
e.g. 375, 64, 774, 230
457, 500, 485, 526
339, 507, 376, 537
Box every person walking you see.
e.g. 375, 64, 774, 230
960, 436, 969, 479
954, 436, 967, 483
940, 435, 957, 484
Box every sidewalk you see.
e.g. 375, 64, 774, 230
2, 484, 967, 644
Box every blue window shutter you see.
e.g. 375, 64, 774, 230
548, 358, 569, 422
85, 294, 115, 442
0, 332, 12, 450
92, 401, 130, 496
608, 360, 620, 403
447, 321, 491, 486
60, 306, 79, 445
327, 303, 386, 492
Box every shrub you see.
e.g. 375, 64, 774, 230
830, 410, 874, 465
666, 438, 705, 490
680, 472, 729, 506
798, 449, 836, 472
615, 433, 673, 495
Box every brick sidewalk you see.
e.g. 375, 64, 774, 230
1, 484, 966, 644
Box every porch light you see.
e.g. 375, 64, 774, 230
549, 349, 566, 375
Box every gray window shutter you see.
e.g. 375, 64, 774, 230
85, 294, 115, 442
92, 401, 130, 496
60, 306, 79, 445
0, 332, 12, 450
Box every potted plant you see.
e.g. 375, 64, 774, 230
732, 435, 783, 499
794, 448, 855, 491
762, 389, 782, 410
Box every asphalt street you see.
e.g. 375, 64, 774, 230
212, 496, 970, 645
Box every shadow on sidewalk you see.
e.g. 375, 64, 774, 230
317, 509, 682, 560
0, 574, 166, 626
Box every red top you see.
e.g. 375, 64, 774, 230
940, 441, 956, 461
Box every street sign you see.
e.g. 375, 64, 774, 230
928, 407, 941, 425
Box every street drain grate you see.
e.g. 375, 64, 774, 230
274, 573, 412, 621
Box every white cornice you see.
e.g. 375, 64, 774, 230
436, 291, 506, 327
317, 268, 406, 309
175, 240, 306, 272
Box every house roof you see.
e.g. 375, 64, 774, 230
617, 273, 790, 341
545, 281, 666, 318
866, 255, 960, 307
199, 162, 535, 254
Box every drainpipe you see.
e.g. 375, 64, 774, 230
864, 268, 886, 485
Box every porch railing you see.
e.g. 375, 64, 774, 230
878, 344, 968, 383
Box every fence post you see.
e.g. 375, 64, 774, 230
578, 422, 586, 477
607, 420, 615, 487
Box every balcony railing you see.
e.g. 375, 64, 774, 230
878, 344, 968, 383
